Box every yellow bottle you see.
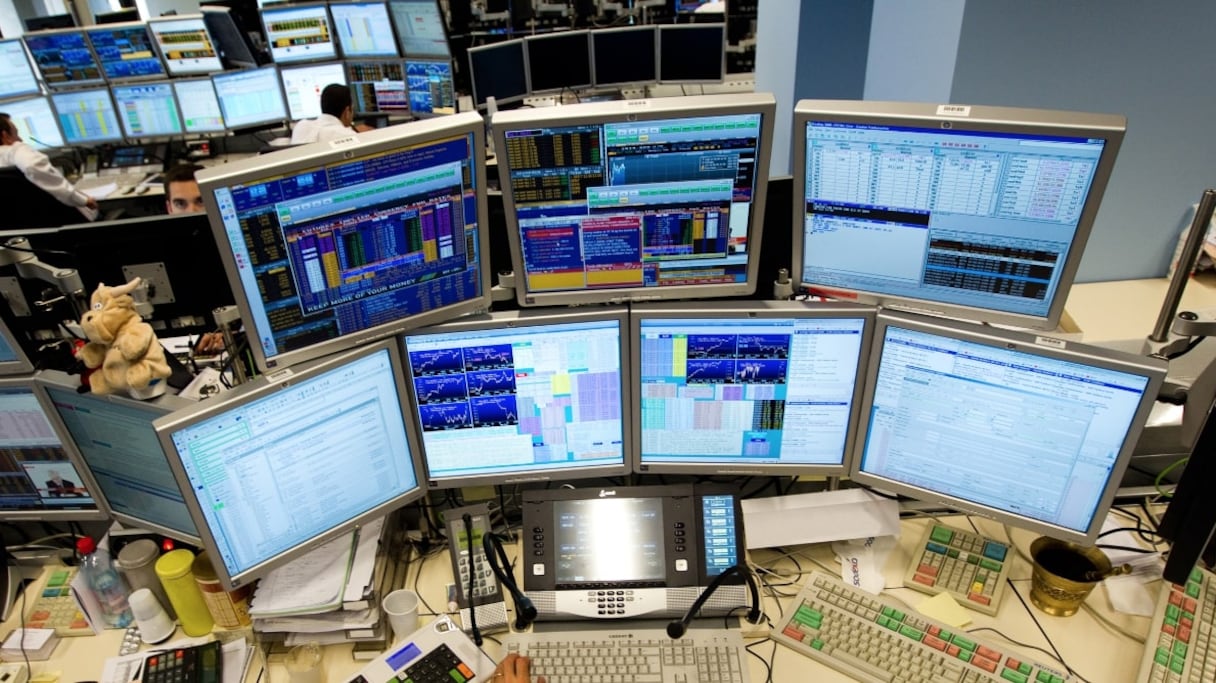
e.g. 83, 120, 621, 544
155, 549, 214, 636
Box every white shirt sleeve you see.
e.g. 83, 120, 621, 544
10, 142, 88, 207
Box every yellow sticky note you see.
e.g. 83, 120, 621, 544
916, 591, 973, 629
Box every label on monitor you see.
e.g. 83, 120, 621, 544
936, 104, 971, 116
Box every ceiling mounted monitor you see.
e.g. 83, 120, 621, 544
148, 15, 225, 76
23, 29, 106, 89
85, 22, 167, 81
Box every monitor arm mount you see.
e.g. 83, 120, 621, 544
0, 237, 89, 321
1148, 189, 1216, 361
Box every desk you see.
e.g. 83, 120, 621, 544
0, 513, 1158, 682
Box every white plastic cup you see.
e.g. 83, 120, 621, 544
284, 642, 324, 683
128, 588, 174, 644
381, 589, 420, 643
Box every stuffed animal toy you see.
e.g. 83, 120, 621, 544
77, 278, 171, 397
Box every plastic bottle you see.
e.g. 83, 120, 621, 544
75, 536, 133, 628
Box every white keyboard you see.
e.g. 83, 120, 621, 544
75, 173, 148, 195
502, 627, 752, 683
1135, 565, 1216, 683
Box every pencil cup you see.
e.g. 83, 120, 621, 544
382, 589, 420, 643
285, 641, 324, 683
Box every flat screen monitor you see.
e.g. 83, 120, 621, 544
851, 311, 1166, 544
0, 377, 104, 521
404, 59, 454, 117
468, 39, 527, 107
658, 24, 725, 83
2, 97, 66, 150
111, 82, 183, 139
791, 100, 1126, 331
95, 9, 141, 25
0, 39, 41, 100
37, 371, 198, 542
148, 16, 225, 76
51, 88, 124, 146
24, 14, 76, 32
330, 1, 399, 57
591, 26, 657, 88
212, 65, 288, 131
402, 307, 631, 488
23, 29, 105, 88
632, 301, 873, 476
155, 340, 425, 590
348, 59, 409, 115
260, 3, 337, 64
280, 61, 347, 121
0, 319, 34, 376
493, 92, 776, 307
387, 0, 451, 59
201, 6, 261, 69
525, 30, 591, 94
172, 78, 227, 134
85, 22, 167, 81
197, 111, 491, 372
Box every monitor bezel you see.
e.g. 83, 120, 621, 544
49, 87, 126, 146
153, 338, 428, 590
200, 6, 261, 70
790, 99, 1127, 331
84, 21, 168, 83
278, 60, 349, 121
147, 14, 226, 76
260, 2, 340, 65
346, 57, 410, 116
197, 110, 493, 373
110, 80, 186, 142
492, 92, 776, 308
2, 95, 67, 151
329, 0, 401, 58
0, 317, 36, 376
35, 369, 201, 543
386, 0, 453, 60
630, 300, 876, 477
211, 64, 289, 132
849, 310, 1166, 544
171, 76, 229, 135
467, 38, 528, 108
22, 27, 107, 90
591, 25, 658, 89
0, 38, 43, 100
523, 30, 592, 95
401, 57, 455, 118
657, 24, 725, 85
402, 306, 633, 489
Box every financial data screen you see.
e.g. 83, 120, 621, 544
52, 89, 124, 145
166, 347, 418, 579
388, 0, 450, 58
112, 82, 183, 138
213, 66, 288, 130
331, 2, 399, 57
859, 325, 1151, 534
349, 60, 409, 114
405, 60, 454, 116
503, 112, 763, 296
0, 387, 97, 514
24, 31, 105, 87
149, 18, 223, 75
281, 62, 347, 121
0, 40, 41, 99
701, 494, 738, 576
403, 318, 625, 483
262, 5, 337, 64
5, 97, 66, 150
638, 315, 866, 469
86, 24, 166, 80
211, 131, 484, 367
799, 122, 1107, 319
173, 78, 226, 133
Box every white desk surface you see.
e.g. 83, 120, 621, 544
1066, 271, 1216, 344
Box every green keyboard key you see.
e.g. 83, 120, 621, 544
930, 526, 955, 544
1000, 668, 1028, 683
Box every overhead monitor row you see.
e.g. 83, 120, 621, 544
1, 60, 456, 150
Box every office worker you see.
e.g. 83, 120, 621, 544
290, 84, 374, 145
0, 113, 99, 220
163, 163, 205, 215
494, 653, 543, 683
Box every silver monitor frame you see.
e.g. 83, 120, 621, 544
22, 27, 106, 90
467, 38, 528, 108
329, 0, 400, 58
109, 80, 185, 142
278, 60, 349, 121
147, 14, 226, 76
49, 86, 126, 146
171, 76, 229, 136
83, 21, 168, 83
0, 318, 35, 377
400, 57, 455, 118
0, 38, 44, 100
211, 64, 289, 131
260, 2, 339, 64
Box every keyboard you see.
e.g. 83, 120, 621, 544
24, 567, 94, 637
1135, 565, 1215, 683
503, 627, 752, 683
774, 570, 1073, 683
902, 523, 1012, 616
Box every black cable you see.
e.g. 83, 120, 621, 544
1096, 543, 1155, 555
17, 573, 31, 674
1158, 336, 1206, 360
462, 513, 482, 646
744, 637, 775, 683
0, 243, 77, 259
1003, 580, 1090, 683
966, 626, 1090, 683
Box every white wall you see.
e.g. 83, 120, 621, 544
864, 0, 963, 102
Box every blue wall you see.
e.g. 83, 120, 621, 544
864, 0, 964, 103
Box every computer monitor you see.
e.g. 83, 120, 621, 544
1, 96, 66, 150
212, 65, 288, 131
632, 301, 873, 476
155, 340, 426, 590
51, 88, 124, 146
260, 3, 337, 64
279, 61, 347, 121
850, 311, 1166, 544
404, 59, 454, 117
172, 77, 227, 134
37, 371, 198, 542
0, 39, 41, 100
23, 29, 105, 89
197, 111, 491, 372
347, 59, 409, 115
657, 24, 725, 83
201, 6, 261, 69
791, 100, 1126, 331
387, 0, 451, 59
0, 376, 105, 521
24, 14, 76, 32
147, 15, 225, 76
330, 1, 399, 58
524, 30, 591, 94
1157, 418, 1216, 584
401, 307, 631, 488
591, 26, 657, 88
85, 22, 167, 81
111, 82, 183, 139
94, 9, 141, 25
493, 92, 776, 307
467, 39, 527, 108
0, 319, 34, 377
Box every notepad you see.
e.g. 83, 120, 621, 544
248, 531, 357, 617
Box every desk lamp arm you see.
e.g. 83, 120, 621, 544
0, 237, 88, 319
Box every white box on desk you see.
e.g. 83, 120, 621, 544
741, 489, 900, 550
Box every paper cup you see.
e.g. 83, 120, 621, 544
382, 589, 420, 643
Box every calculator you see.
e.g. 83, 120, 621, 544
141, 640, 222, 683
24, 567, 93, 637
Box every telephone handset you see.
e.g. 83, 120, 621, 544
444, 502, 508, 635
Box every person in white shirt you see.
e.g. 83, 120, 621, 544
290, 84, 372, 145
0, 113, 98, 220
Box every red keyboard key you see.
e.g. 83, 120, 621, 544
968, 593, 992, 606
973, 656, 998, 673
913, 574, 936, 587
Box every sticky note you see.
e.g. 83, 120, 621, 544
916, 591, 973, 629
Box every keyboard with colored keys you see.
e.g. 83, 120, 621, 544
1135, 565, 1216, 683
773, 570, 1073, 683
902, 523, 1012, 616
25, 567, 93, 637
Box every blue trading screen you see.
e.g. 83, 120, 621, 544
638, 316, 866, 469
24, 31, 104, 86
405, 60, 455, 116
348, 60, 409, 114
403, 317, 626, 484
211, 134, 484, 367
86, 25, 166, 80
502, 113, 762, 295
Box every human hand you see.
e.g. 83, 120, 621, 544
85, 197, 98, 211
492, 653, 545, 683
355, 123, 375, 133
195, 332, 225, 355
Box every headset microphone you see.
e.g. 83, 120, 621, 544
483, 532, 538, 630
666, 564, 762, 639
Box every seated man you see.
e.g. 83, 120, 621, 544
163, 163, 205, 215
290, 84, 373, 145
0, 113, 98, 220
